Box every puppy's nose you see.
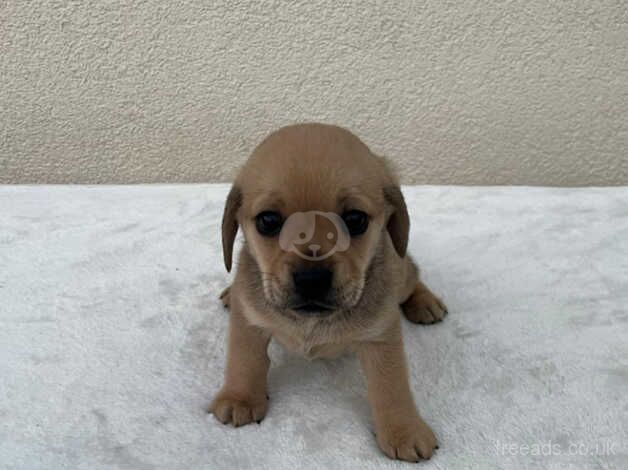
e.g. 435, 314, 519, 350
292, 267, 333, 301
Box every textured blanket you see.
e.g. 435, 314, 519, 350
1, 185, 626, 470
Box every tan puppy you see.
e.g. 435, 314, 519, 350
210, 123, 447, 462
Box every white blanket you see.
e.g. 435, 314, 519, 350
1, 185, 626, 469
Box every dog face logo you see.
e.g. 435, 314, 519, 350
279, 211, 350, 260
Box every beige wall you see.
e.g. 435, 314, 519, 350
1, 1, 627, 186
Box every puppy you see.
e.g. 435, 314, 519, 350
210, 123, 447, 462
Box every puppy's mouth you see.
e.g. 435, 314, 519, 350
290, 301, 336, 315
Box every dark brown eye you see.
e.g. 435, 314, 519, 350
255, 211, 283, 236
342, 210, 369, 237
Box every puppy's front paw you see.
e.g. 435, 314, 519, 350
376, 417, 438, 462
209, 390, 268, 427
401, 286, 448, 324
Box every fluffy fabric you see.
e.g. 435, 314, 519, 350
0, 185, 626, 469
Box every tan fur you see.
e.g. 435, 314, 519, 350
209, 123, 447, 462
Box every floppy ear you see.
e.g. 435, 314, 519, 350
383, 185, 410, 257
222, 185, 242, 272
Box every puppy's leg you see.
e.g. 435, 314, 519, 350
358, 320, 438, 462
219, 286, 231, 309
209, 308, 270, 426
400, 258, 447, 324
402, 280, 448, 324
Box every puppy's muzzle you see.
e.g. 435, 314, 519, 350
291, 267, 334, 313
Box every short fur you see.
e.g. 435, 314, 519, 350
210, 123, 447, 462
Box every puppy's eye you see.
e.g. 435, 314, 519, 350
255, 211, 283, 236
342, 210, 369, 237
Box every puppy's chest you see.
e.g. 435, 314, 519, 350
240, 297, 357, 359
271, 327, 349, 360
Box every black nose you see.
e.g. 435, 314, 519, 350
292, 268, 333, 301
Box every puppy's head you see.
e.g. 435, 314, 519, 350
222, 123, 408, 317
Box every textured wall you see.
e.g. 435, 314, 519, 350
1, 1, 628, 185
